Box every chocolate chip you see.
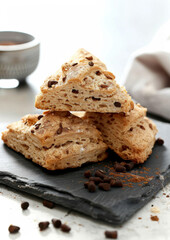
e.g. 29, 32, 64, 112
88, 181, 96, 192
149, 123, 153, 130
56, 123, 63, 135
139, 125, 145, 130
52, 219, 62, 228
114, 102, 121, 107
8, 225, 20, 234
88, 61, 94, 66
100, 84, 109, 88
95, 169, 106, 179
95, 70, 101, 75
72, 63, 78, 66
62, 77, 66, 82
84, 170, 92, 178
121, 145, 129, 151
38, 115, 43, 120
43, 200, 55, 209
61, 224, 71, 233
155, 138, 164, 146
86, 56, 93, 60
48, 80, 58, 88
104, 75, 113, 80
129, 127, 133, 132
105, 230, 118, 239
38, 221, 49, 231
34, 123, 41, 130
72, 89, 79, 94
110, 180, 123, 187
98, 183, 110, 191
114, 163, 126, 173
31, 129, 34, 134
92, 96, 101, 101
21, 201, 29, 210
89, 177, 103, 184
124, 162, 135, 171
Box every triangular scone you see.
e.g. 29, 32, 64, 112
1, 111, 108, 170
84, 104, 158, 164
35, 48, 134, 113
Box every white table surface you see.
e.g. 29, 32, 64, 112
0, 0, 170, 239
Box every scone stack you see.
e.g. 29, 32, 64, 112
2, 49, 157, 170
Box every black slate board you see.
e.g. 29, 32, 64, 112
0, 120, 170, 225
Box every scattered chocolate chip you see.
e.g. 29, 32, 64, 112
56, 123, 63, 135
92, 96, 101, 101
124, 162, 135, 171
114, 102, 121, 108
48, 80, 58, 88
8, 225, 20, 234
150, 215, 159, 221
86, 56, 93, 60
38, 115, 43, 120
95, 169, 106, 179
52, 219, 62, 228
88, 61, 94, 66
110, 180, 123, 188
155, 138, 164, 146
72, 63, 78, 66
72, 89, 79, 94
121, 145, 129, 151
88, 181, 96, 192
104, 75, 112, 80
21, 201, 29, 210
100, 84, 109, 88
34, 123, 41, 130
31, 129, 34, 134
98, 183, 110, 191
149, 123, 153, 130
43, 200, 55, 209
129, 127, 133, 132
105, 230, 118, 239
95, 70, 101, 75
38, 221, 49, 231
84, 170, 92, 178
62, 77, 66, 82
89, 177, 103, 184
61, 224, 71, 233
139, 125, 145, 130
114, 163, 126, 173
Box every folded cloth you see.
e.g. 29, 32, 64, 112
124, 21, 170, 121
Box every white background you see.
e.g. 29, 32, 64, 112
0, 0, 170, 239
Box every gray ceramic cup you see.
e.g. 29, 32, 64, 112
0, 31, 40, 81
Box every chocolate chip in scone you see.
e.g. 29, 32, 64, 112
86, 56, 93, 60
52, 219, 62, 228
105, 230, 118, 239
38, 115, 43, 120
149, 123, 153, 130
88, 181, 96, 192
8, 225, 20, 234
124, 162, 135, 171
88, 61, 94, 66
84, 170, 92, 178
61, 224, 71, 233
114, 102, 121, 108
110, 180, 123, 188
72, 89, 79, 94
95, 169, 106, 179
62, 77, 66, 82
43, 200, 55, 209
31, 129, 34, 134
56, 123, 63, 135
89, 177, 103, 184
100, 84, 109, 88
121, 145, 129, 151
21, 201, 29, 210
92, 96, 101, 101
95, 70, 102, 75
72, 63, 78, 66
155, 138, 164, 146
34, 123, 41, 130
114, 163, 126, 173
104, 75, 113, 80
98, 183, 110, 191
129, 127, 133, 132
48, 80, 58, 88
38, 221, 49, 231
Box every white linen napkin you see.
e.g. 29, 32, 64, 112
124, 21, 170, 120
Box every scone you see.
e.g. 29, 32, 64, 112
35, 48, 134, 113
1, 111, 108, 170
84, 104, 158, 164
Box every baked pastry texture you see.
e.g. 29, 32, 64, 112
84, 104, 158, 164
1, 111, 108, 170
35, 48, 134, 113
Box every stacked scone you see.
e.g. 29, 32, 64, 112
2, 49, 157, 170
